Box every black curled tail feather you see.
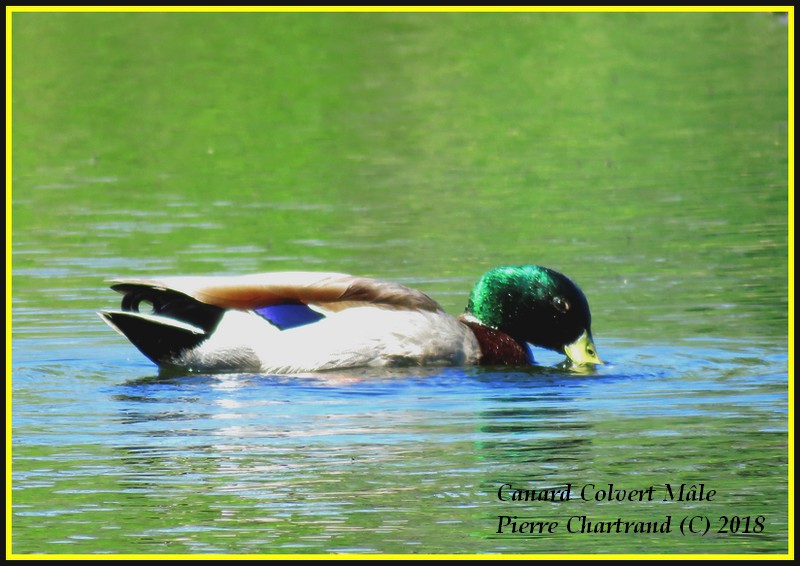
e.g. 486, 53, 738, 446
112, 284, 225, 335
101, 285, 226, 367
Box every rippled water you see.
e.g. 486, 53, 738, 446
12, 337, 789, 554
10, 10, 790, 556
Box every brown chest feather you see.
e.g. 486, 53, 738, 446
461, 319, 532, 366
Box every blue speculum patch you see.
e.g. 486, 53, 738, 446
254, 304, 326, 330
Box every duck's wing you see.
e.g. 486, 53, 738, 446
108, 271, 444, 313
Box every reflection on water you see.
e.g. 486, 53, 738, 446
12, 339, 788, 553
11, 10, 788, 556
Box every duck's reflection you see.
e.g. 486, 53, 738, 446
109, 364, 617, 551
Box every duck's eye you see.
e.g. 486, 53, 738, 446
553, 297, 570, 313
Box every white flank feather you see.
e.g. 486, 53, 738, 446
175, 307, 481, 373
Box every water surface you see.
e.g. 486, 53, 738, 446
10, 10, 790, 555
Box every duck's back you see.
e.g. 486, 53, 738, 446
109, 271, 444, 312
101, 271, 479, 372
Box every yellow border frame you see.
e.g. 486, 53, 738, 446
5, 5, 794, 561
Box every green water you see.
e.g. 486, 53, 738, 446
10, 11, 790, 556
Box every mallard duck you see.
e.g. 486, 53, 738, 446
98, 265, 602, 373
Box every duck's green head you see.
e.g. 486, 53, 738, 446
465, 265, 602, 366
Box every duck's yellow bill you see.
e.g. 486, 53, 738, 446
564, 329, 603, 365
